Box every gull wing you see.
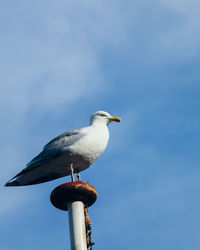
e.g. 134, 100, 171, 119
9, 129, 85, 180
27, 129, 85, 168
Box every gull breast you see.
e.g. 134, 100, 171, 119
68, 125, 109, 164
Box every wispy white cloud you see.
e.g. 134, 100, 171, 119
0, 1, 108, 218
0, 3, 199, 250
1, 0, 199, 124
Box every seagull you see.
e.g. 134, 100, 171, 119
5, 111, 121, 186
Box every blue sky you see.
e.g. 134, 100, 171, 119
0, 0, 200, 249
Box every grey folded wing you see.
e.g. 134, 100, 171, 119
14, 129, 85, 178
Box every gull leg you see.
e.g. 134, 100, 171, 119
76, 172, 81, 181
70, 163, 75, 182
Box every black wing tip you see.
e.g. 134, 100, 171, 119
5, 180, 20, 187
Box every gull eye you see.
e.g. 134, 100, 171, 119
100, 114, 106, 117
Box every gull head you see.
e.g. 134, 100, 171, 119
90, 111, 122, 125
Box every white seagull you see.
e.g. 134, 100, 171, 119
5, 111, 121, 186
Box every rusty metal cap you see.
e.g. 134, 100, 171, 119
50, 181, 98, 211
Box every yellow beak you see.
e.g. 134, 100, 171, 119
109, 117, 122, 122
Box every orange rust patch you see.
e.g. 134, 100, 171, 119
75, 184, 82, 189
86, 186, 98, 197
74, 183, 98, 197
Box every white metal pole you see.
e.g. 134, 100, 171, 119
68, 201, 87, 250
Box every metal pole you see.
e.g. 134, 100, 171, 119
68, 201, 87, 250
50, 181, 97, 249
